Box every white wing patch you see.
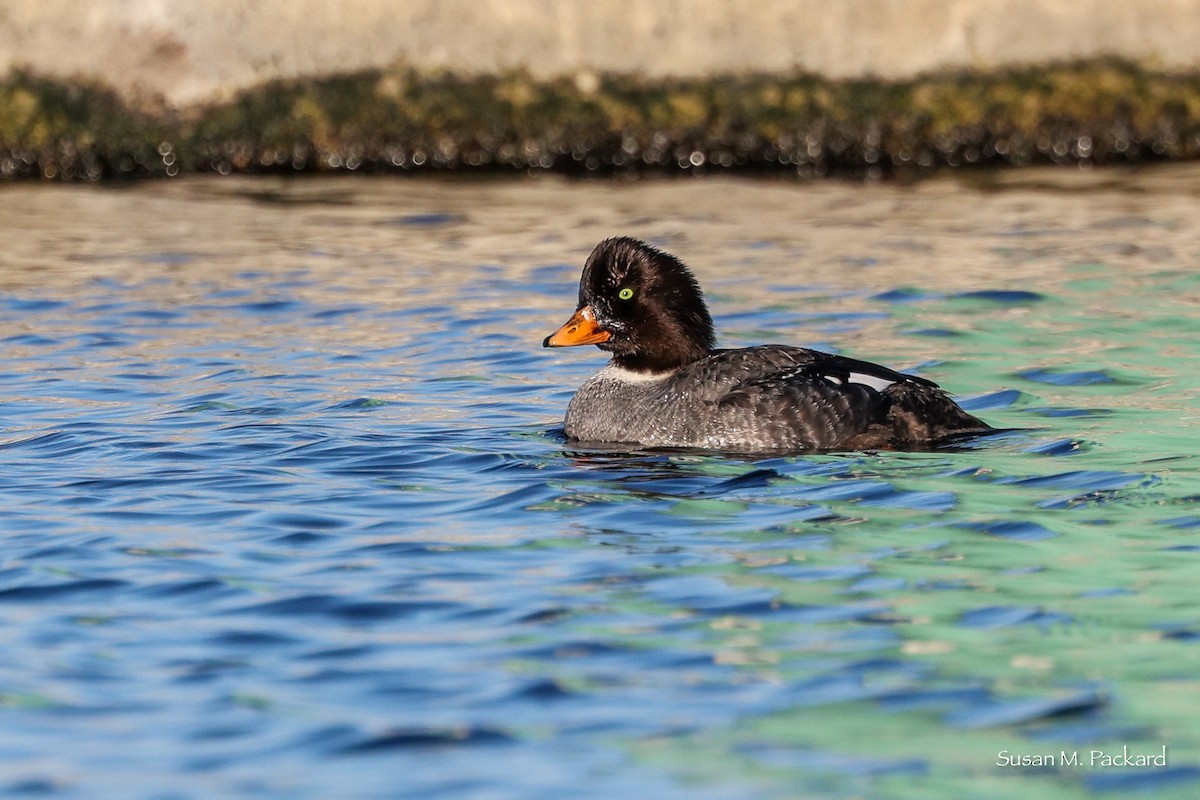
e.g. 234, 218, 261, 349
845, 372, 897, 392
819, 371, 896, 392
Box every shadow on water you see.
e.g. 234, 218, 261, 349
0, 174, 1197, 799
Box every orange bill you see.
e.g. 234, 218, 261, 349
543, 305, 611, 347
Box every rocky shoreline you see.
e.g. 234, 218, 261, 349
3, 60, 1200, 181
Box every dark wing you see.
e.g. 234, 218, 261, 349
691, 347, 885, 448
717, 373, 890, 449
781, 351, 939, 391
700, 347, 936, 391
707, 345, 934, 393
703, 346, 987, 448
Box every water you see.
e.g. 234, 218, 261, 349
0, 168, 1198, 799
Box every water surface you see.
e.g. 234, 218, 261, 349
0, 169, 1199, 798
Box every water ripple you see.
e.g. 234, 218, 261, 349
0, 176, 1195, 799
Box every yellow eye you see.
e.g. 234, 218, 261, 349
618, 287, 634, 300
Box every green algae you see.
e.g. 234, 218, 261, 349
0, 71, 170, 180
3, 59, 1200, 181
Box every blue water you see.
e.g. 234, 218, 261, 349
0, 173, 1198, 799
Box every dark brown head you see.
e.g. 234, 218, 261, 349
543, 237, 715, 372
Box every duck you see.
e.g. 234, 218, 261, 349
543, 237, 992, 453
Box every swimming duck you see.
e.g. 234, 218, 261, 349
543, 237, 991, 452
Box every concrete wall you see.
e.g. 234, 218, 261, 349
3, 0, 1200, 107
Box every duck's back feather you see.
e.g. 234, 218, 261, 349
563, 345, 990, 452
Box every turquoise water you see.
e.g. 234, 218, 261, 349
0, 169, 1198, 798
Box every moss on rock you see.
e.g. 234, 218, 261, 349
3, 59, 1200, 181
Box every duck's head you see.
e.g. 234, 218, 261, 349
543, 237, 715, 372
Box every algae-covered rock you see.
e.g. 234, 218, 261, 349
2, 60, 1200, 181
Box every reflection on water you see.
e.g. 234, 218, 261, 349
0, 168, 1198, 798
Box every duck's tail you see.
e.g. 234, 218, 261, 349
883, 381, 994, 444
